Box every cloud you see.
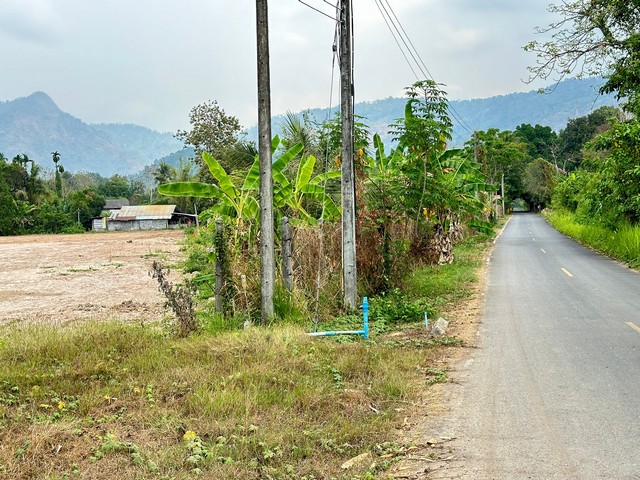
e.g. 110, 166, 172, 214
0, 0, 559, 132
0, 0, 63, 44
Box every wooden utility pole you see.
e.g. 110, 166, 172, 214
340, 0, 357, 310
256, 0, 275, 322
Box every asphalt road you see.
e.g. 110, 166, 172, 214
428, 213, 640, 479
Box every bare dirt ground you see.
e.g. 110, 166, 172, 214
0, 230, 185, 326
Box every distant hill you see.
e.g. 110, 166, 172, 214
1, 79, 620, 178
0, 92, 183, 176
249, 77, 619, 146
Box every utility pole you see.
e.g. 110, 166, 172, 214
340, 0, 357, 310
256, 0, 275, 322
501, 173, 505, 216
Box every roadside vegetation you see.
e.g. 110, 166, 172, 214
0, 232, 491, 480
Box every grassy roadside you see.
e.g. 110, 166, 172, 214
0, 234, 493, 480
544, 209, 640, 268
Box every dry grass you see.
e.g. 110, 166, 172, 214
0, 322, 448, 479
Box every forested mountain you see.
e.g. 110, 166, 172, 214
0, 92, 183, 176
260, 77, 619, 146
1, 78, 618, 178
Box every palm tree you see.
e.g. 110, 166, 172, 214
153, 161, 174, 185
52, 151, 64, 197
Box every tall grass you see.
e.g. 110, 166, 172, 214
546, 209, 640, 267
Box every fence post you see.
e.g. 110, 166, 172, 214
282, 216, 293, 293
215, 217, 224, 313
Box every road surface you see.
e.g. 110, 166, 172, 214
397, 212, 640, 479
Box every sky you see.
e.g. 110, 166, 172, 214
0, 0, 558, 134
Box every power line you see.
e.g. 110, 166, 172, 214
297, 0, 337, 21
374, 0, 475, 136
373, 0, 419, 80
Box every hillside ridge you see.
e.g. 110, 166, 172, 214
0, 78, 619, 176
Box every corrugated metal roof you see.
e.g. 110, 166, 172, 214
112, 205, 176, 221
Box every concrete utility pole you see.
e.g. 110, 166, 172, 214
340, 0, 357, 310
501, 173, 506, 216
256, 0, 275, 322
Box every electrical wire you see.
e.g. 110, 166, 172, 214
375, 0, 475, 136
373, 0, 420, 80
297, 0, 337, 21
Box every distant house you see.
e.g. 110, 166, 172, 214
106, 205, 177, 231
92, 199, 131, 231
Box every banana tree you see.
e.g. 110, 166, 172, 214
158, 149, 261, 242
272, 151, 341, 226
158, 137, 340, 238
425, 149, 496, 263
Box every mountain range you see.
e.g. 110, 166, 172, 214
0, 91, 185, 176
262, 77, 619, 146
0, 78, 619, 177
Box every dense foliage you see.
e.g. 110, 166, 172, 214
0, 151, 199, 236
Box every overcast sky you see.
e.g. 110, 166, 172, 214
0, 0, 558, 133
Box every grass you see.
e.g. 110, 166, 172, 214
545, 209, 640, 267
0, 323, 431, 479
0, 231, 493, 479
404, 234, 488, 312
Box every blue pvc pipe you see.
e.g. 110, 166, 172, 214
363, 296, 369, 339
308, 330, 364, 337
308, 297, 369, 339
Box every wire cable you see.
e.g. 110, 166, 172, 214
297, 0, 337, 21
375, 0, 475, 135
373, 0, 420, 80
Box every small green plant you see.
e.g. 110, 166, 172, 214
328, 366, 344, 390
182, 430, 212, 472
90, 433, 158, 472
424, 367, 448, 385
371, 289, 431, 325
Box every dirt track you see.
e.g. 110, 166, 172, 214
0, 230, 185, 325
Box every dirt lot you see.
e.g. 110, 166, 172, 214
0, 230, 186, 325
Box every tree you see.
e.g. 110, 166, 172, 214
280, 111, 318, 159
588, 119, 640, 225
65, 189, 105, 229
514, 124, 559, 164
175, 100, 244, 176
523, 158, 559, 210
98, 174, 132, 199
0, 171, 18, 236
391, 80, 493, 263
392, 80, 453, 225
153, 161, 175, 185
466, 129, 529, 205
525, 0, 640, 114
52, 151, 64, 197
557, 106, 622, 170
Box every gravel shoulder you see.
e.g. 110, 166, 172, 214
0, 230, 185, 325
